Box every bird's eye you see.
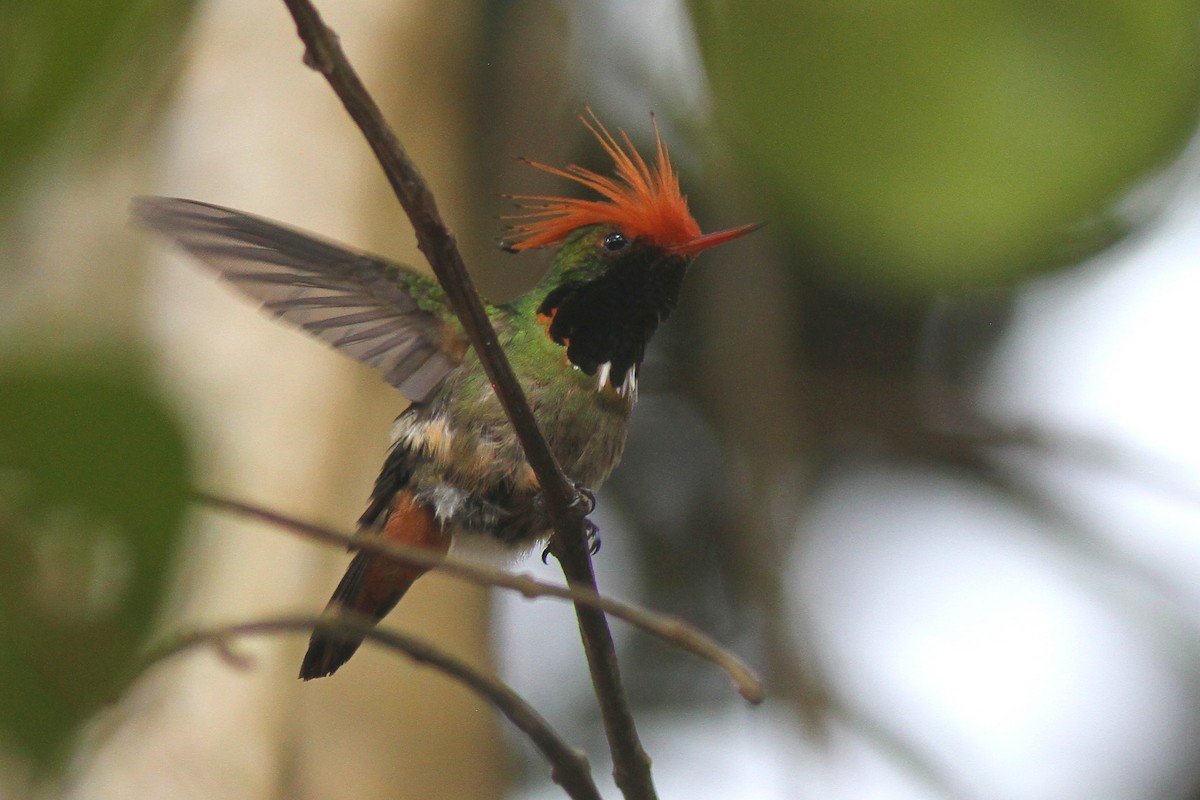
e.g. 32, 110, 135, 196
602, 231, 628, 252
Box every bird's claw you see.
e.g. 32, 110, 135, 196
584, 518, 601, 555
570, 482, 597, 515
540, 520, 600, 563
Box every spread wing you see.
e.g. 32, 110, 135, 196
132, 197, 465, 403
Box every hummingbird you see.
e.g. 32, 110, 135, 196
132, 112, 758, 679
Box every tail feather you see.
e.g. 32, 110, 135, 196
299, 492, 448, 680
299, 552, 410, 680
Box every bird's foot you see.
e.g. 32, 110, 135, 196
539, 482, 600, 563
571, 482, 600, 555
540, 518, 601, 563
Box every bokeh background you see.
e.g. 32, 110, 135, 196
4, 1, 1200, 798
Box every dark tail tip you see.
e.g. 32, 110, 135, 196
299, 629, 364, 680
298, 534, 429, 680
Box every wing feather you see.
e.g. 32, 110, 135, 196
132, 197, 465, 402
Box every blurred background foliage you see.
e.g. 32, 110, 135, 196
0, 0, 194, 217
1, 0, 197, 780
693, 0, 1200, 293
3, 0, 1200, 798
0, 362, 190, 770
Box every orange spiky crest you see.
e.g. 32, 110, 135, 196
505, 111, 702, 252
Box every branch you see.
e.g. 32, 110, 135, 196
197, 491, 764, 703
278, 2, 660, 796
144, 615, 601, 800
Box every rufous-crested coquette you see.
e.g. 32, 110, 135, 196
132, 112, 759, 679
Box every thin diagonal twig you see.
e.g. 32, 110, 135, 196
197, 490, 764, 703
144, 614, 601, 800
278, 2, 659, 796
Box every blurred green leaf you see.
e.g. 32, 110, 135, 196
0, 0, 195, 211
692, 0, 1200, 294
0, 357, 190, 771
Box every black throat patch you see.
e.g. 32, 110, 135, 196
537, 255, 688, 385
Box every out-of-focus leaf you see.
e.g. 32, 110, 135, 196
691, 0, 1200, 295
0, 0, 196, 213
0, 356, 190, 771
